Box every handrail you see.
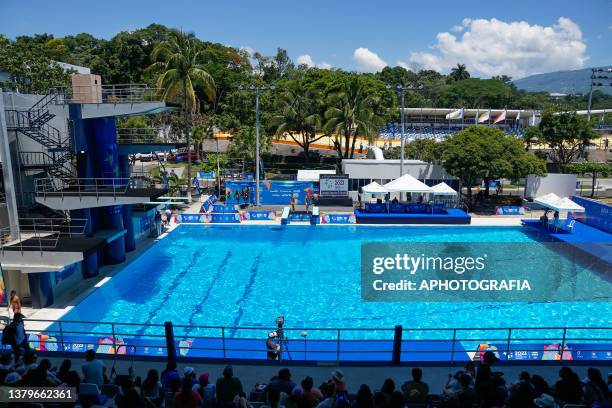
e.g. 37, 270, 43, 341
116, 127, 162, 144
6, 317, 610, 364
34, 177, 146, 196
0, 217, 88, 254
52, 84, 163, 104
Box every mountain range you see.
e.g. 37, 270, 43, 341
512, 67, 612, 95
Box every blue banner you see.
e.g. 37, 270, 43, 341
572, 196, 612, 233
198, 171, 216, 180
226, 180, 314, 205
321, 213, 356, 224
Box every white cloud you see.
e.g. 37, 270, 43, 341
296, 54, 333, 69
239, 45, 254, 56
353, 47, 388, 72
396, 60, 414, 71
609, 24, 612, 30
408, 17, 589, 78
297, 54, 315, 67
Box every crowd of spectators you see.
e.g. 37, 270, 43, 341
0, 350, 609, 408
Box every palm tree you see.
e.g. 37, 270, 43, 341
272, 82, 323, 163
148, 29, 215, 197
323, 77, 382, 159
450, 64, 470, 81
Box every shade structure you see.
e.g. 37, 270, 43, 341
534, 193, 561, 208
431, 182, 457, 196
384, 174, 433, 193
361, 181, 389, 194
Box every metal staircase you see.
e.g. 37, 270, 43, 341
5, 91, 74, 181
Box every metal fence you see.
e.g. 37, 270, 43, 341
1, 317, 609, 364
34, 177, 157, 198
52, 84, 162, 104
116, 127, 162, 144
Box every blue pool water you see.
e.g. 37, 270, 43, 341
60, 225, 611, 340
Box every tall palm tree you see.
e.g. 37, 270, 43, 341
450, 64, 470, 81
323, 77, 382, 159
148, 29, 215, 196
273, 82, 323, 163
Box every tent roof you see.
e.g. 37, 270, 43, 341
534, 193, 561, 208
361, 181, 389, 194
384, 174, 433, 193
431, 182, 457, 196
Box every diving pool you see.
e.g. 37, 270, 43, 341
58, 225, 611, 341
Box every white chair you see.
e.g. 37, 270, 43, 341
564, 219, 576, 233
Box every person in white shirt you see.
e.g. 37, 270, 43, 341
81, 349, 106, 386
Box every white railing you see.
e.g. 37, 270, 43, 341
0, 218, 88, 254
53, 84, 163, 104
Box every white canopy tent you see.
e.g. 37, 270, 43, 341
384, 174, 433, 193
534, 193, 585, 212
534, 193, 561, 208
431, 182, 458, 196
361, 181, 389, 194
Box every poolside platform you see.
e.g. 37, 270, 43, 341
354, 209, 471, 225
521, 219, 612, 264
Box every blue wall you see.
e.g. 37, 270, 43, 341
225, 180, 314, 205
572, 196, 612, 233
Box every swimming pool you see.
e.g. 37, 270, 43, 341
58, 225, 611, 341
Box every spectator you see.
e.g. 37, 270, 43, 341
64, 370, 81, 391
175, 376, 202, 408
474, 350, 498, 405
0, 353, 13, 383
353, 384, 374, 408
488, 373, 508, 407
533, 393, 558, 408
193, 372, 216, 408
285, 386, 303, 408
141, 368, 163, 407
453, 373, 478, 408
161, 361, 180, 390
23, 358, 58, 387
4, 371, 21, 386
301, 376, 323, 407
8, 313, 30, 363
401, 367, 429, 403
19, 351, 38, 374
184, 366, 197, 385
583, 367, 610, 406
81, 349, 106, 386
266, 368, 297, 398
507, 371, 535, 408
608, 372, 612, 393
216, 365, 243, 408
443, 371, 466, 398
531, 374, 553, 398
380, 378, 395, 402
373, 391, 387, 408
554, 366, 583, 405
315, 382, 335, 408
331, 370, 347, 393
265, 389, 286, 408
56, 359, 72, 384
388, 391, 404, 408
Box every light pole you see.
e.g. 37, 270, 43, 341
240, 84, 275, 206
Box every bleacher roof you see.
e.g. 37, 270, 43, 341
402, 108, 538, 117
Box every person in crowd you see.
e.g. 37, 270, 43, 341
533, 393, 559, 408
506, 371, 535, 408
8, 290, 21, 316
0, 353, 13, 371
19, 351, 38, 374
373, 391, 387, 408
174, 376, 202, 408
183, 366, 197, 385
23, 358, 58, 387
608, 372, 612, 393
63, 370, 81, 391
161, 360, 180, 390
4, 371, 21, 386
443, 371, 466, 398
284, 386, 304, 408
216, 365, 244, 408
453, 373, 479, 408
193, 372, 216, 408
531, 374, 553, 398
554, 366, 583, 405
56, 359, 72, 384
295, 376, 320, 408
391, 197, 399, 204
154, 210, 162, 236
141, 368, 164, 407
353, 384, 373, 408
388, 391, 404, 408
402, 367, 429, 404
119, 387, 146, 408
474, 350, 497, 405
488, 373, 508, 407
331, 370, 347, 393
315, 382, 335, 408
266, 368, 297, 399
165, 207, 173, 225
81, 349, 106, 386
552, 210, 560, 229
264, 389, 286, 408
8, 313, 30, 363
379, 378, 395, 403
463, 361, 475, 380
583, 367, 611, 406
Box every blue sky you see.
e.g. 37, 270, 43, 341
2, 0, 611, 78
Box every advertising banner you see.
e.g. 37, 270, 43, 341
319, 174, 349, 197
225, 180, 314, 205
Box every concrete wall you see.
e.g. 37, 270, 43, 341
525, 174, 577, 199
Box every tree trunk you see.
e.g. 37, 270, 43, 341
184, 85, 192, 199
303, 142, 310, 163
349, 133, 358, 159
591, 172, 596, 198
343, 127, 351, 158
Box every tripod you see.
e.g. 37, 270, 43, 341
277, 328, 292, 361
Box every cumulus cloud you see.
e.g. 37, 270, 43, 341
239, 45, 254, 56
353, 47, 388, 72
407, 17, 589, 78
297, 54, 333, 69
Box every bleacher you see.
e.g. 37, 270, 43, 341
377, 124, 524, 141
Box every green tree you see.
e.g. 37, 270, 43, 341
272, 80, 324, 162
564, 162, 612, 198
449, 64, 470, 81
442, 126, 546, 198
228, 125, 271, 162
538, 111, 598, 172
148, 29, 215, 195
385, 139, 443, 162
323, 77, 383, 158
522, 126, 541, 150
